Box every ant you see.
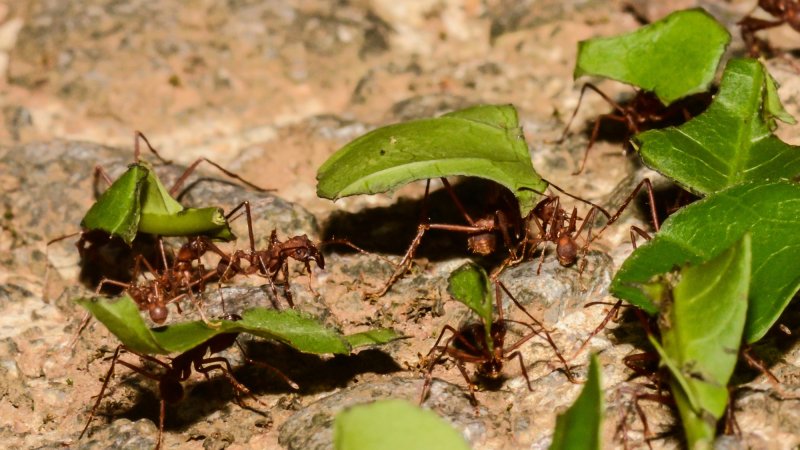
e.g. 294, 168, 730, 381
79, 314, 298, 449
369, 178, 607, 297
197, 201, 325, 308
739, 0, 800, 62
419, 281, 575, 406
558, 84, 711, 175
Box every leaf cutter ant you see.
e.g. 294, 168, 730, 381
79, 314, 298, 449
419, 271, 575, 406
557, 85, 711, 175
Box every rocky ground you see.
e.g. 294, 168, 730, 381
1, 0, 800, 449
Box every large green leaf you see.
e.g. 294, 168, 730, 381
316, 104, 546, 215
76, 295, 402, 355
636, 59, 800, 195
80, 164, 148, 245
650, 235, 750, 449
549, 354, 603, 450
447, 263, 494, 351
333, 399, 471, 450
611, 181, 800, 343
575, 8, 729, 105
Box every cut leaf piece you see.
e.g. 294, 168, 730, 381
611, 180, 800, 343
447, 262, 494, 350
333, 399, 471, 450
651, 234, 750, 449
636, 58, 800, 195
345, 329, 406, 348
316, 104, 546, 215
76, 295, 401, 355
550, 354, 603, 450
81, 161, 234, 245
575, 8, 729, 105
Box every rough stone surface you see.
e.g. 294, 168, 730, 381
1, 0, 800, 449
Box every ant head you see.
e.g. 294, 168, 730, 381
477, 359, 504, 380
159, 377, 184, 404
467, 233, 496, 256
556, 234, 578, 266
284, 235, 325, 269
149, 304, 169, 324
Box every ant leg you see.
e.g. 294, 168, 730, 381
571, 300, 622, 359
225, 201, 256, 254
280, 260, 294, 307
80, 346, 124, 439
440, 178, 476, 225
595, 178, 660, 243
134, 131, 172, 165
168, 158, 267, 197
507, 351, 533, 391
197, 357, 267, 407
454, 359, 479, 406
741, 346, 783, 394
156, 399, 166, 450
573, 112, 629, 175
67, 313, 93, 349
367, 222, 429, 298
497, 281, 576, 382
558, 83, 627, 144
630, 226, 652, 249
233, 341, 299, 389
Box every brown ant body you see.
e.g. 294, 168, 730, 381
559, 85, 709, 174
419, 282, 574, 405
80, 314, 297, 449
739, 0, 800, 59
369, 178, 609, 298
210, 201, 324, 307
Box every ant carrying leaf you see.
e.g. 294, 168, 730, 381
561, 8, 728, 174
79, 314, 298, 449
79, 131, 266, 246
419, 263, 574, 405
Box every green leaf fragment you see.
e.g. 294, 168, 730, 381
316, 104, 547, 216
447, 263, 494, 351
80, 164, 148, 245
549, 354, 603, 450
611, 181, 800, 343
345, 328, 406, 348
76, 295, 399, 356
764, 70, 797, 126
651, 235, 750, 449
575, 8, 729, 105
636, 58, 800, 195
333, 399, 471, 450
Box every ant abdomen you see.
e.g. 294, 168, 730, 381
467, 233, 496, 255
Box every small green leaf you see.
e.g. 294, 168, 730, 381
575, 8, 729, 105
550, 354, 603, 450
447, 263, 493, 324
80, 165, 148, 245
611, 181, 800, 343
345, 329, 406, 348
333, 399, 471, 450
75, 295, 166, 354
636, 59, 800, 195
76, 295, 398, 356
650, 235, 750, 449
316, 104, 547, 215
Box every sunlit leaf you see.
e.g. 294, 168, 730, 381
550, 354, 603, 450
636, 59, 800, 195
76, 295, 400, 355
646, 234, 750, 448
611, 181, 800, 343
80, 164, 148, 245
575, 8, 729, 105
316, 104, 547, 215
333, 399, 471, 450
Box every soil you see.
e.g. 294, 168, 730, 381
1, 0, 800, 449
